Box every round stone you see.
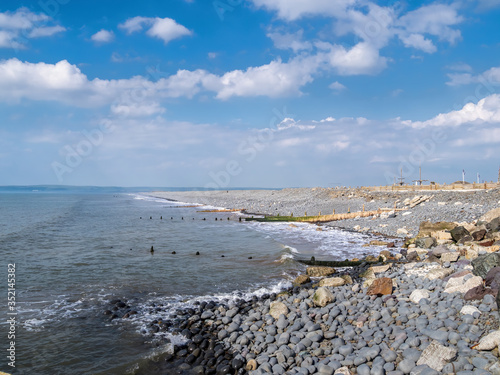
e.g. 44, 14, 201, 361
398, 358, 416, 374
356, 363, 371, 375
338, 344, 353, 356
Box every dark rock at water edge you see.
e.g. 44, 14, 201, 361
103, 298, 137, 320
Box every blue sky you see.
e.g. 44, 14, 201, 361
1, 0, 500, 188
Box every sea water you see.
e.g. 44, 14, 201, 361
0, 188, 382, 375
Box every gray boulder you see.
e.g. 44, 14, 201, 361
450, 226, 470, 243
487, 217, 500, 232
485, 267, 500, 289
416, 237, 437, 249
312, 287, 335, 307
472, 253, 500, 278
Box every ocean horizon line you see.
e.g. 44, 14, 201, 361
0, 185, 286, 193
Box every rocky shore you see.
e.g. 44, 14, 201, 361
146, 187, 500, 238
129, 188, 500, 375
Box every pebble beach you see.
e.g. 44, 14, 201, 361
147, 188, 500, 238
137, 187, 500, 375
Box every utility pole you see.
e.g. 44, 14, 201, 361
397, 168, 405, 186
412, 166, 428, 186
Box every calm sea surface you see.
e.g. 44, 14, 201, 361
0, 189, 380, 374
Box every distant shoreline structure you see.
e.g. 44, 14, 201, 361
360, 181, 500, 192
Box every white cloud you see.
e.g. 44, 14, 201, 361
208, 52, 218, 59
0, 7, 65, 49
408, 94, 500, 128
276, 118, 315, 131
118, 16, 151, 34
267, 29, 312, 52
479, 66, 500, 83
397, 4, 462, 44
399, 33, 436, 53
446, 73, 475, 86
29, 25, 66, 38
0, 59, 148, 107
448, 62, 473, 72
146, 17, 192, 44
323, 42, 388, 75
251, 0, 355, 21
157, 69, 214, 98
334, 4, 396, 49
119, 16, 191, 44
254, 0, 465, 76
91, 29, 115, 43
0, 46, 385, 110
13, 89, 500, 186
446, 66, 500, 86
316, 140, 350, 153
276, 137, 307, 148
0, 57, 319, 107
0, 7, 48, 29
111, 102, 165, 117
452, 128, 500, 146
0, 30, 22, 49
7, 41, 498, 113
329, 81, 346, 91
0, 59, 89, 103
209, 55, 321, 99
255, 1, 463, 57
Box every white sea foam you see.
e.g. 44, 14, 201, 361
278, 253, 294, 262
284, 245, 299, 253
128, 280, 292, 340
131, 194, 202, 207
19, 295, 103, 331
130, 194, 167, 204
246, 220, 389, 259
23, 318, 47, 330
